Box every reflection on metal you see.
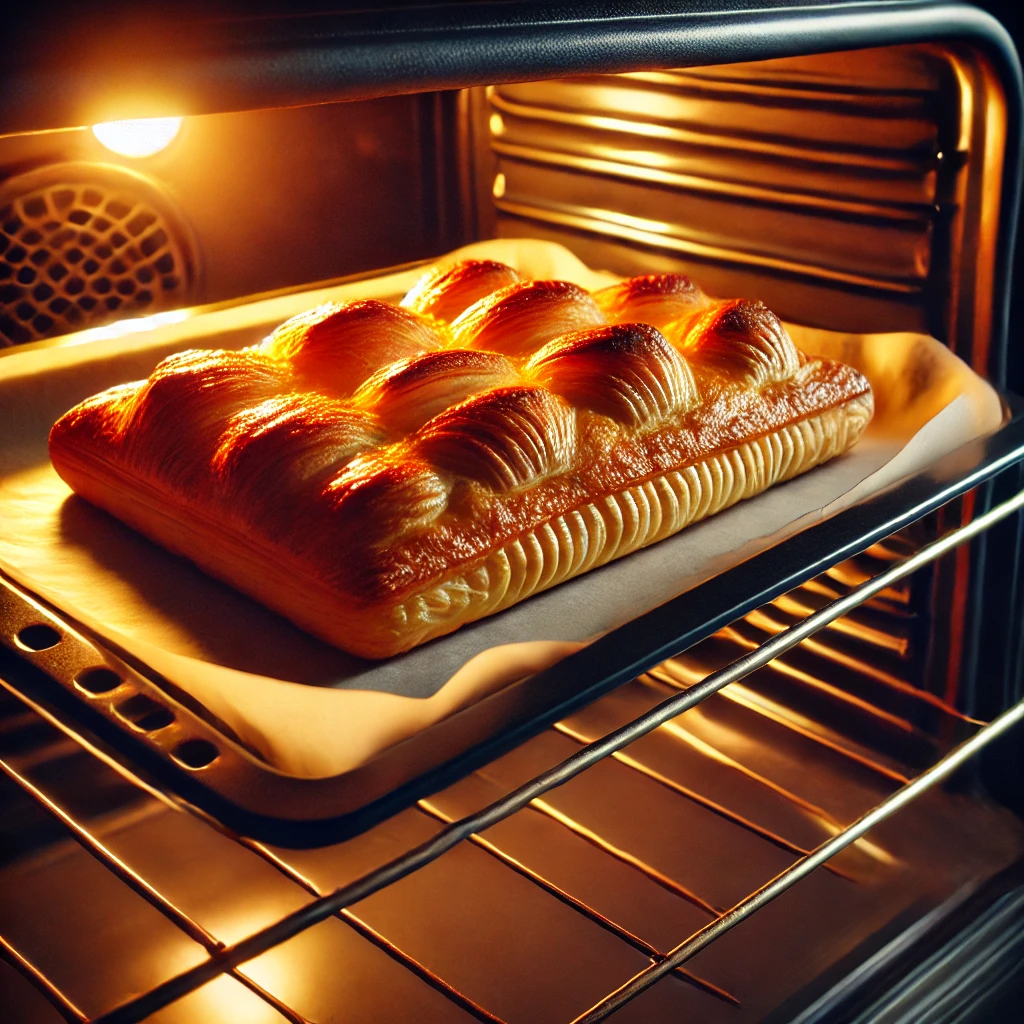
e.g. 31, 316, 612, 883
552, 721, 858, 879
742, 614, 984, 726
0, 755, 221, 951
571, 698, 1024, 1023
526, 797, 720, 915
654, 717, 837, 822
624, 67, 922, 106
416, 799, 740, 1007
865, 541, 910, 562
208, 969, 309, 1024
241, 837, 509, 1024
0, 683, 493, 1024
477, 45, 1003, 361
822, 536, 918, 607
1, 460, 1019, 1022
493, 196, 922, 295
491, 138, 930, 222
61, 308, 190, 347
651, 664, 911, 784
483, 60, 942, 311
0, 931, 87, 1023
810, 571, 912, 609
718, 624, 918, 734
0, 753, 308, 1024
653, 717, 895, 866
0, 677, 182, 811
764, 596, 909, 655
84, 485, 1024, 1024
793, 632, 973, 720
487, 90, 921, 174
0, 681, 495, 1024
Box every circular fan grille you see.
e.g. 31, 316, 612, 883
0, 166, 194, 346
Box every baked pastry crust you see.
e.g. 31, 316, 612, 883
49, 264, 872, 658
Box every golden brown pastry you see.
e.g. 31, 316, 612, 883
594, 272, 708, 331
401, 259, 521, 323
452, 279, 605, 357
49, 263, 873, 659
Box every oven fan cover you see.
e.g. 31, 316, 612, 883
0, 163, 197, 346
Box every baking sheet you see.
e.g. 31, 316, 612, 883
0, 239, 1005, 778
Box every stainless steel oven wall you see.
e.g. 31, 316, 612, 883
466, 43, 1008, 380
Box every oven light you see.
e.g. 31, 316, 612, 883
91, 116, 183, 158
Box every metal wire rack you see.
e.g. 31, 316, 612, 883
2, 487, 1024, 1024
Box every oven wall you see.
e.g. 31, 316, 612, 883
0, 92, 468, 345
3, 41, 1006, 371
970, 0, 1024, 394
466, 44, 1007, 383
460, 44, 1020, 727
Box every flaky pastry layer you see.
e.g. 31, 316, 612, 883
50, 264, 873, 659
51, 394, 869, 657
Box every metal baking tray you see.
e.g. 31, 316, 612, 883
2, 264, 1024, 845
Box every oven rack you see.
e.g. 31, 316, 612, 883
2, 483, 1024, 1023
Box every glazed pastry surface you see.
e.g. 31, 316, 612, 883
49, 263, 873, 658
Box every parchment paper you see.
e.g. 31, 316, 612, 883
0, 240, 1005, 778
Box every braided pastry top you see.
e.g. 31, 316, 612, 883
50, 262, 871, 613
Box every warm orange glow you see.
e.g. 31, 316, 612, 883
91, 117, 183, 157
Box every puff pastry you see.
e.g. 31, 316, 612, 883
49, 262, 873, 658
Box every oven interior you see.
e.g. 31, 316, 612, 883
3, 19, 1024, 1024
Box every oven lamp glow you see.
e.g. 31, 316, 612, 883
91, 117, 183, 158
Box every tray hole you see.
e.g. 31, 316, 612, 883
75, 666, 123, 695
115, 693, 174, 732
171, 738, 219, 769
15, 623, 62, 652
